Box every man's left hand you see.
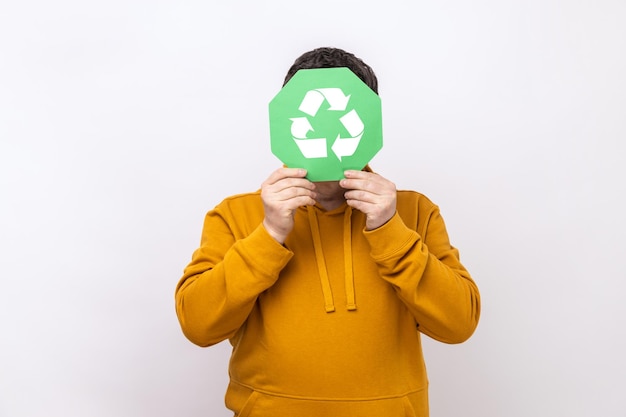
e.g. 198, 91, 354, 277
340, 170, 397, 230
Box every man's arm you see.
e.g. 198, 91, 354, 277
175, 167, 316, 347
175, 212, 292, 347
365, 207, 480, 343
341, 170, 480, 343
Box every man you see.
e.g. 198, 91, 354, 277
175, 47, 480, 417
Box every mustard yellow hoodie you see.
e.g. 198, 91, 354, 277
176, 189, 480, 417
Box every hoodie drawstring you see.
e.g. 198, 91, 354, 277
307, 206, 357, 313
343, 207, 357, 311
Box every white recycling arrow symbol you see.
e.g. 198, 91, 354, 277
290, 88, 364, 160
332, 109, 364, 161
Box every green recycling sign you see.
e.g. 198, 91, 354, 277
269, 67, 383, 181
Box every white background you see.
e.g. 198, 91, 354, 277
1, 1, 625, 416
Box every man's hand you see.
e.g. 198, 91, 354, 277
261, 167, 317, 243
340, 170, 397, 230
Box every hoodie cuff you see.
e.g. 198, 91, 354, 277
363, 212, 419, 261
238, 224, 294, 280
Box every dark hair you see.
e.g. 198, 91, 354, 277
283, 47, 379, 94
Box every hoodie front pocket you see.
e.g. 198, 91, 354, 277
237, 392, 428, 417
227, 380, 430, 417
402, 395, 417, 417
403, 388, 429, 417
236, 390, 260, 417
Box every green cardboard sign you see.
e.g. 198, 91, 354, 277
269, 67, 383, 181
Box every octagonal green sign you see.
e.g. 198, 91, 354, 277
269, 67, 383, 181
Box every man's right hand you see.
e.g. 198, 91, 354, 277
261, 167, 317, 244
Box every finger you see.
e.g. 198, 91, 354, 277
289, 195, 317, 207
264, 167, 308, 186
343, 189, 379, 204
274, 176, 316, 191
268, 194, 317, 213
345, 198, 372, 212
340, 178, 386, 196
342, 171, 395, 194
343, 170, 377, 180
274, 185, 317, 202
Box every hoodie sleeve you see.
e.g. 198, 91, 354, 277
363, 204, 480, 344
175, 204, 293, 347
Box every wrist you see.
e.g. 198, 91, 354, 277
262, 219, 287, 244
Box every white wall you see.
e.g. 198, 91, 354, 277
1, 1, 624, 416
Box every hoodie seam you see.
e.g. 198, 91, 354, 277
370, 230, 417, 262
229, 379, 427, 402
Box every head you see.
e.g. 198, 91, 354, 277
283, 47, 378, 94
